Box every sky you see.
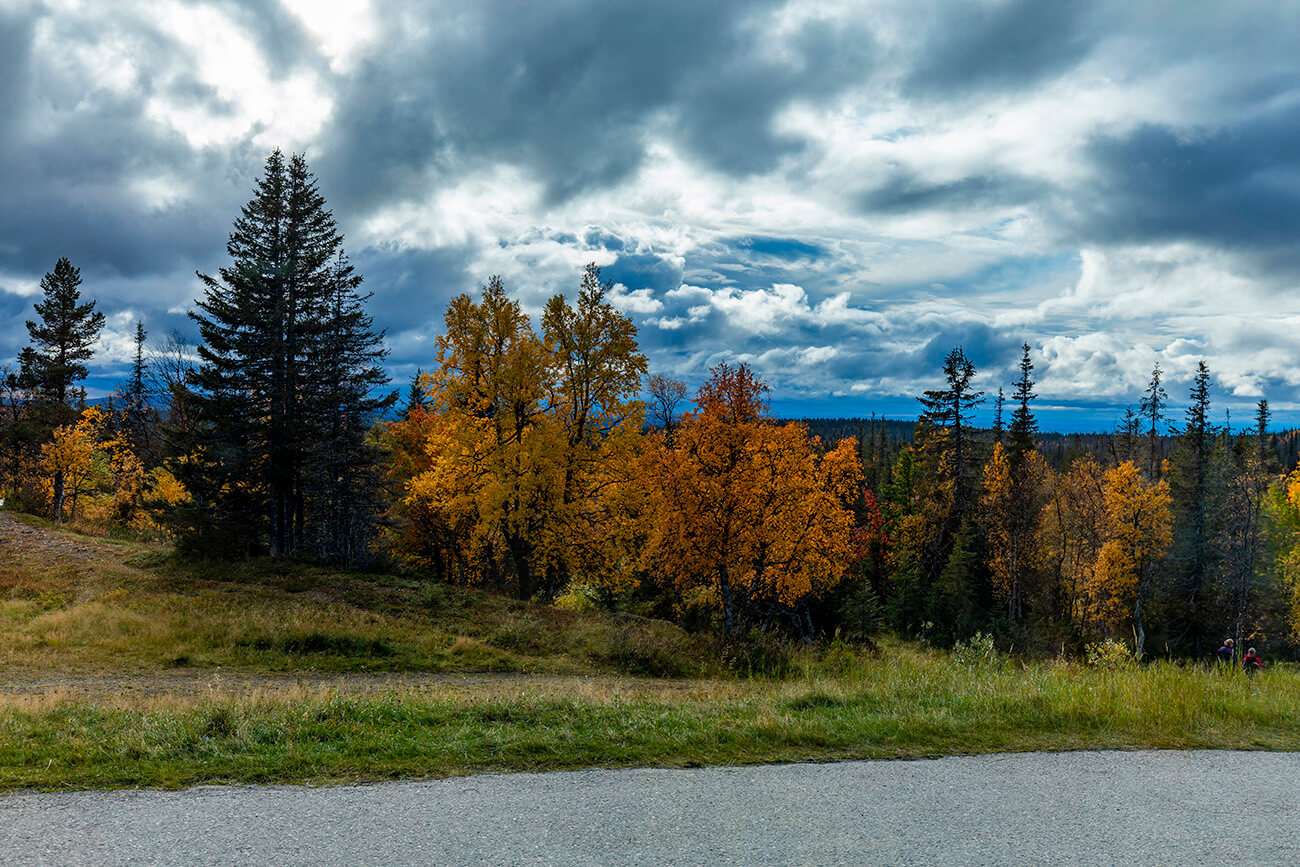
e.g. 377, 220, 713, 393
3, 0, 1300, 433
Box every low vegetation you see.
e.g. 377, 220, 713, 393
3, 639, 1298, 791
2, 517, 1299, 792
0, 514, 709, 679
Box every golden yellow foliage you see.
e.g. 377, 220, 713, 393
1086, 461, 1172, 655
980, 442, 1047, 620
390, 270, 647, 599
40, 406, 153, 528
1039, 454, 1108, 629
641, 362, 861, 635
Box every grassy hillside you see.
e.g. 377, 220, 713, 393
3, 512, 1300, 792
0, 512, 710, 680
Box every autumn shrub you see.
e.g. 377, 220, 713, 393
552, 582, 600, 613
1085, 638, 1137, 670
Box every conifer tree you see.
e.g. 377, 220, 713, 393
119, 320, 158, 461
1139, 362, 1167, 480
19, 258, 105, 414
917, 346, 984, 517
18, 257, 105, 519
992, 388, 1005, 445
1254, 399, 1272, 471
177, 151, 390, 561
1168, 360, 1219, 655
1115, 407, 1141, 466
1007, 343, 1038, 464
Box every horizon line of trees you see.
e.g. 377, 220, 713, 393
4, 150, 1300, 661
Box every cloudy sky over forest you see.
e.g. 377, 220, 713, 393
3, 0, 1299, 429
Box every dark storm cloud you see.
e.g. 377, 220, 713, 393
319, 0, 873, 213
1079, 110, 1300, 257
0, 5, 249, 282
860, 172, 1052, 215
0, 9, 33, 123
905, 0, 1098, 94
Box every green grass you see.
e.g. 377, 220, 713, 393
3, 642, 1300, 790
2, 517, 1299, 791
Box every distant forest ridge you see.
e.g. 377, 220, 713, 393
791, 417, 1300, 473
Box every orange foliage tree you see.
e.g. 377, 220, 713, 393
1087, 460, 1172, 658
641, 362, 860, 639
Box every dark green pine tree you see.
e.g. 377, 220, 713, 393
18, 257, 105, 520
129, 321, 147, 405
1115, 406, 1141, 466
1254, 399, 1273, 472
178, 151, 390, 562
1139, 362, 1168, 480
120, 320, 158, 461
909, 347, 990, 640
19, 258, 105, 415
404, 369, 426, 416
992, 388, 1005, 445
918, 346, 985, 518
1006, 343, 1038, 464
301, 252, 395, 564
1168, 360, 1220, 657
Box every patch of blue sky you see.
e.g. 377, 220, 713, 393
726, 236, 824, 261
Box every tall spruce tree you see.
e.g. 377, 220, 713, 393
301, 252, 394, 564
178, 151, 390, 561
18, 257, 105, 520
120, 320, 157, 460
1139, 362, 1167, 480
1169, 360, 1224, 656
918, 346, 984, 516
19, 258, 105, 413
992, 388, 1005, 445
1007, 343, 1038, 464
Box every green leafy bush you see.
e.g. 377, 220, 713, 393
952, 631, 998, 667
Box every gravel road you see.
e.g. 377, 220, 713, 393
3, 750, 1297, 865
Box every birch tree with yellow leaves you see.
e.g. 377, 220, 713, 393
392, 267, 647, 599
980, 442, 1047, 625
1088, 460, 1172, 658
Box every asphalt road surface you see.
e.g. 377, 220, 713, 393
3, 750, 1298, 865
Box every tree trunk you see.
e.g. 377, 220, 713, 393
52, 469, 65, 523
719, 563, 734, 638
1133, 587, 1147, 660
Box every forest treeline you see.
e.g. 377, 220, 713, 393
4, 151, 1300, 662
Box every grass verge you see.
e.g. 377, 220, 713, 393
3, 642, 1299, 791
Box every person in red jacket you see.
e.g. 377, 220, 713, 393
1242, 647, 1264, 674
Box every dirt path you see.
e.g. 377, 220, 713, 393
0, 510, 131, 563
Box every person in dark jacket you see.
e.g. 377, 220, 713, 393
1216, 638, 1235, 665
